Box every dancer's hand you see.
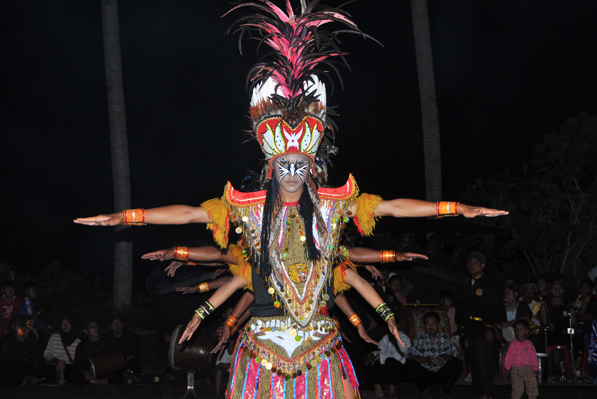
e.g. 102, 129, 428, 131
364, 265, 382, 280
165, 261, 184, 277
211, 325, 231, 353
142, 249, 174, 261
176, 285, 199, 295
459, 204, 508, 218
179, 314, 201, 343
356, 324, 380, 346
387, 316, 405, 348
395, 252, 428, 261
74, 213, 123, 226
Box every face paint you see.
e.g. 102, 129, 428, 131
276, 157, 308, 180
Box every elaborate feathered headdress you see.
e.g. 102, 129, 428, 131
225, 0, 373, 179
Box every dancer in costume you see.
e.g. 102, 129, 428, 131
75, 1, 508, 397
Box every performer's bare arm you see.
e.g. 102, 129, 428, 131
370, 199, 508, 218
74, 205, 211, 226
176, 277, 233, 295
142, 246, 235, 277
212, 292, 255, 353
179, 275, 248, 343
343, 269, 403, 346
348, 247, 428, 263
334, 293, 379, 345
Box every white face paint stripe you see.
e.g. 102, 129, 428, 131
276, 158, 309, 180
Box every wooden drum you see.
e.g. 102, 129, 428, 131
88, 351, 126, 379
169, 324, 215, 373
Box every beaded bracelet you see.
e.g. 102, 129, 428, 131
198, 282, 210, 293
380, 250, 396, 263
195, 301, 215, 320
375, 303, 395, 322
348, 313, 362, 327
436, 201, 459, 217
122, 209, 147, 225
174, 246, 190, 262
224, 315, 238, 329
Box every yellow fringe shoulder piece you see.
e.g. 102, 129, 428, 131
333, 261, 357, 295
228, 244, 253, 292
201, 198, 230, 249
354, 193, 383, 236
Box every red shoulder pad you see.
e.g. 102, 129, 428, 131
318, 174, 357, 201
224, 182, 267, 207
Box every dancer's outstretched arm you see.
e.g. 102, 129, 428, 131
142, 246, 235, 277
348, 247, 428, 263
344, 269, 404, 347
179, 275, 248, 343
334, 294, 379, 345
74, 205, 210, 226
371, 199, 508, 218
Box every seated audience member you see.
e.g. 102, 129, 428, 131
103, 314, 141, 375
2, 315, 54, 386
497, 284, 531, 345
521, 284, 541, 328
0, 280, 22, 336
538, 280, 581, 379
74, 317, 119, 384
19, 282, 51, 330
365, 331, 411, 398
388, 275, 407, 305
406, 312, 462, 399
535, 275, 550, 302
439, 290, 457, 336
43, 316, 81, 383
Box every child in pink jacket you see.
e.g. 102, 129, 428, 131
505, 319, 539, 399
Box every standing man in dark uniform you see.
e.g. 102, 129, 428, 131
459, 252, 498, 399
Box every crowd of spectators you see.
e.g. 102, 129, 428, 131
0, 282, 141, 387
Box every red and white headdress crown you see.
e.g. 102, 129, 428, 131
226, 0, 371, 178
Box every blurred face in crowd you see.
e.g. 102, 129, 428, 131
423, 316, 439, 337
15, 324, 31, 340
514, 323, 529, 342
580, 282, 592, 297
537, 279, 548, 294
504, 288, 519, 305
549, 282, 564, 299
522, 286, 536, 304
25, 286, 37, 299
389, 279, 402, 294
84, 321, 100, 340
2, 286, 16, 300
467, 258, 484, 278
440, 296, 453, 309
61, 319, 72, 334
109, 318, 124, 335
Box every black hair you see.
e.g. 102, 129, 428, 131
422, 311, 440, 324
513, 319, 529, 331
439, 289, 453, 300
579, 278, 593, 289
2, 280, 16, 289
60, 316, 77, 346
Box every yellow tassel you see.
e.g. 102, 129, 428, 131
228, 244, 254, 292
354, 193, 382, 236
201, 198, 230, 249
333, 261, 357, 295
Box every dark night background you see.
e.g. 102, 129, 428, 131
1, 1, 597, 290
